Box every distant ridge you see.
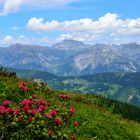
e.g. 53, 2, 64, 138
0, 40, 140, 76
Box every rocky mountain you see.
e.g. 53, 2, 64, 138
53, 39, 87, 50
0, 40, 140, 76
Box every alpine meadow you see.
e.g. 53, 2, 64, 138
1, 0, 140, 140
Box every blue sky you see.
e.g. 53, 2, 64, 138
0, 0, 140, 46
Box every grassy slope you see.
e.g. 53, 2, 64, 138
70, 94, 140, 140
1, 76, 140, 139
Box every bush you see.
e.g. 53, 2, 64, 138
0, 82, 79, 140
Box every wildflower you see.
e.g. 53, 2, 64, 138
3, 100, 11, 106
28, 116, 33, 122
23, 105, 30, 112
0, 107, 13, 114
55, 118, 61, 125
37, 99, 47, 106
18, 82, 30, 91
49, 110, 57, 117
69, 107, 76, 114
48, 129, 53, 135
0, 106, 6, 114
14, 109, 20, 115
32, 94, 38, 99
22, 86, 30, 91
6, 108, 13, 113
59, 94, 70, 100
73, 122, 78, 126
0, 106, 5, 111
18, 83, 23, 87
72, 135, 76, 140
21, 99, 33, 106
31, 109, 37, 115
18, 82, 27, 87
37, 105, 46, 112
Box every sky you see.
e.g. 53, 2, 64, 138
0, 0, 140, 46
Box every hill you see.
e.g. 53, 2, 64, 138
1, 69, 140, 139
11, 68, 140, 107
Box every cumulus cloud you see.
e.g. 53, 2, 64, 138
0, 0, 23, 15
27, 13, 140, 43
0, 35, 14, 45
3, 35, 13, 42
0, 0, 77, 15
27, 13, 140, 34
28, 18, 59, 32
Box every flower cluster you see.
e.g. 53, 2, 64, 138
59, 94, 70, 100
18, 81, 30, 91
0, 100, 13, 114
0, 82, 79, 139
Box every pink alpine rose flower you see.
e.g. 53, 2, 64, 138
48, 129, 53, 135
21, 99, 33, 106
0, 106, 6, 114
3, 100, 11, 106
69, 107, 76, 114
22, 86, 30, 91
14, 109, 20, 115
55, 118, 62, 125
59, 94, 70, 100
5, 108, 13, 113
31, 109, 37, 115
37, 99, 47, 106
37, 105, 46, 112
32, 94, 38, 99
72, 135, 76, 140
28, 116, 33, 122
49, 110, 57, 117
23, 105, 30, 112
73, 122, 78, 126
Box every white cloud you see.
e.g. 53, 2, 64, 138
40, 36, 49, 43
3, 35, 13, 41
11, 26, 19, 31
0, 0, 23, 16
0, 35, 53, 46
28, 18, 59, 32
0, 35, 14, 45
27, 13, 140, 43
28, 13, 140, 33
25, 0, 78, 7
0, 0, 77, 15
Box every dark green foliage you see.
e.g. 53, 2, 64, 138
80, 94, 140, 122
0, 67, 16, 78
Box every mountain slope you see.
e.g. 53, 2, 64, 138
1, 71, 140, 139
0, 40, 140, 76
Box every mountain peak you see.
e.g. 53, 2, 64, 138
53, 39, 86, 50
10, 43, 22, 47
62, 39, 85, 45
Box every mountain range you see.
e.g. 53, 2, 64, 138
0, 40, 140, 76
